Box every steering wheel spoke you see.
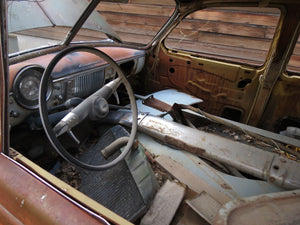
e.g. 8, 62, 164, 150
53, 76, 122, 137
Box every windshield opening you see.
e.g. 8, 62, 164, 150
7, 0, 120, 55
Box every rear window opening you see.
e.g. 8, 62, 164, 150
165, 7, 281, 66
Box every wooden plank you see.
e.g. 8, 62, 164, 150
114, 31, 153, 43
129, 0, 175, 6
216, 7, 280, 14
167, 28, 272, 50
16, 29, 65, 41
188, 9, 280, 27
105, 20, 163, 36
99, 3, 279, 26
140, 180, 185, 225
194, 32, 271, 51
103, 13, 268, 38
177, 20, 267, 38
101, 12, 169, 27
288, 54, 300, 68
292, 41, 300, 55
287, 66, 300, 73
265, 26, 277, 39
155, 155, 231, 204
165, 38, 268, 64
16, 27, 108, 42
97, 2, 174, 17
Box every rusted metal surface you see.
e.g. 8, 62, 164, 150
142, 96, 197, 124
214, 189, 300, 225
137, 132, 284, 199
147, 44, 260, 122
8, 46, 144, 90
139, 115, 300, 189
143, 95, 172, 112
164, 135, 206, 155
0, 153, 108, 225
144, 0, 300, 132
106, 110, 300, 189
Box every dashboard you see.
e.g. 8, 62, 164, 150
8, 47, 145, 127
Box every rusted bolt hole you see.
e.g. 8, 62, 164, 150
273, 165, 279, 170
169, 68, 175, 73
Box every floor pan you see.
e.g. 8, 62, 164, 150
78, 125, 155, 221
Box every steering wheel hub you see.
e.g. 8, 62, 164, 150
91, 97, 109, 119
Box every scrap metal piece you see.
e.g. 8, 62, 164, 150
136, 89, 202, 120
138, 133, 284, 198
143, 95, 172, 113
105, 111, 300, 189
142, 96, 189, 124
179, 104, 300, 149
138, 115, 300, 189
214, 189, 300, 225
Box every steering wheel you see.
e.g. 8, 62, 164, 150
39, 46, 138, 170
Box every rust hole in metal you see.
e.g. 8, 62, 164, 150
238, 78, 252, 88
169, 67, 175, 73
273, 165, 279, 170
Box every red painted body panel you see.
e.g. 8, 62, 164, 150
0, 153, 107, 225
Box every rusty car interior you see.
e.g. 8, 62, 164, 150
1, 0, 300, 224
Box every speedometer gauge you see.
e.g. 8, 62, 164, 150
19, 76, 40, 101
13, 65, 52, 109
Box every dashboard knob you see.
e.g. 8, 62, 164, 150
10, 111, 20, 118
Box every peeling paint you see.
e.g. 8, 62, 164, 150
41, 194, 47, 201
20, 199, 25, 208
165, 135, 206, 155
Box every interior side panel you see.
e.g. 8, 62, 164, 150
147, 46, 260, 122
260, 74, 300, 132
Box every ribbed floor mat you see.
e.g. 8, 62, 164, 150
78, 125, 146, 221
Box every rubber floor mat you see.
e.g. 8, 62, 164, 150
78, 125, 146, 221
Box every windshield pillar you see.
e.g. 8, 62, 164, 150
62, 0, 101, 45
0, 0, 10, 155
